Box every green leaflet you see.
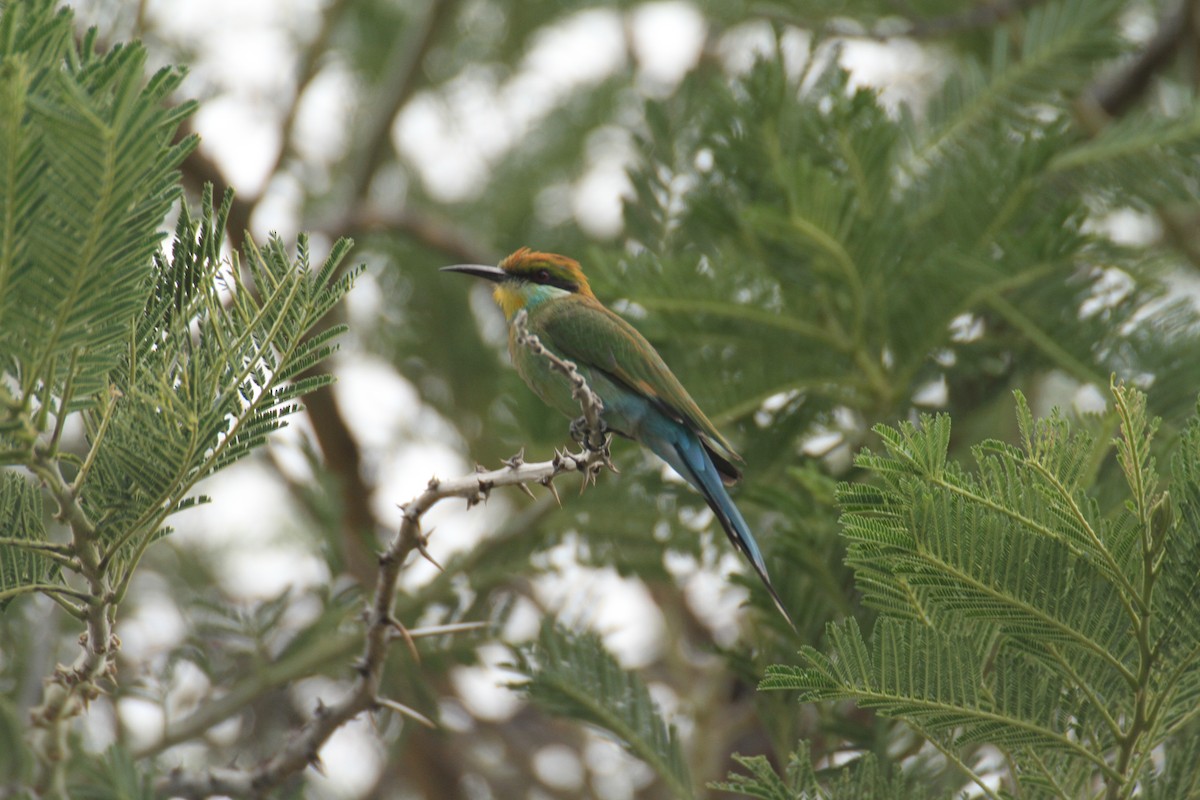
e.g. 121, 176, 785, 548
510, 621, 694, 799
0, 0, 359, 608
0, 469, 54, 609
756, 384, 1200, 798
0, 0, 197, 415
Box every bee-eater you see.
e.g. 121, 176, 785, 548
443, 248, 792, 628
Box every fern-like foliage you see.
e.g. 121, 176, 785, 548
916, 0, 1123, 162
0, 2, 359, 609
510, 621, 694, 799
0, 0, 196, 419
71, 746, 155, 800
610, 0, 1200, 452
712, 740, 938, 800
81, 188, 358, 576
757, 383, 1200, 798
0, 469, 53, 607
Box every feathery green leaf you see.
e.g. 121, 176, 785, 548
510, 621, 693, 799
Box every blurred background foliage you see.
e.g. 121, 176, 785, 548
4, 0, 1200, 797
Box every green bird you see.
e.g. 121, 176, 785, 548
443, 247, 792, 628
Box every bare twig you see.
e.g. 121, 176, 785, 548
156, 442, 614, 798
158, 319, 617, 798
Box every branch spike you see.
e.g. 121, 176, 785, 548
375, 696, 436, 728
388, 617, 421, 663
542, 478, 562, 507
413, 533, 444, 571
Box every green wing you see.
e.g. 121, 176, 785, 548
529, 295, 743, 475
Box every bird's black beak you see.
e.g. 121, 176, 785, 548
440, 264, 506, 283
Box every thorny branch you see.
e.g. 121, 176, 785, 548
158, 318, 616, 798
511, 309, 610, 453
27, 447, 115, 798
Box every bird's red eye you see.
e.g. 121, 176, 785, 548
536, 269, 552, 283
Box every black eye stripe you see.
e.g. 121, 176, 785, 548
528, 268, 576, 293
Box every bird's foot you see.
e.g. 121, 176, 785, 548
570, 416, 609, 452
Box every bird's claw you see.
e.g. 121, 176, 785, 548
570, 416, 609, 452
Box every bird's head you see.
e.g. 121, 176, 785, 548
442, 247, 594, 319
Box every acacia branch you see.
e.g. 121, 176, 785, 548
26, 448, 114, 797
157, 319, 616, 798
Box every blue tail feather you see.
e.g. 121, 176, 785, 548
642, 423, 795, 631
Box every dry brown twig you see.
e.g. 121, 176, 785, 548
158, 314, 616, 798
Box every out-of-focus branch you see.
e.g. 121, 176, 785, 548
343, 0, 461, 202
137, 621, 483, 762
302, 381, 380, 586
178, 132, 253, 252
178, 0, 354, 252
178, 0, 486, 601
259, 0, 356, 194
172, 0, 380, 588
134, 629, 359, 759
178, 148, 385, 581
1082, 0, 1198, 119
1077, 0, 1200, 271
325, 204, 494, 266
